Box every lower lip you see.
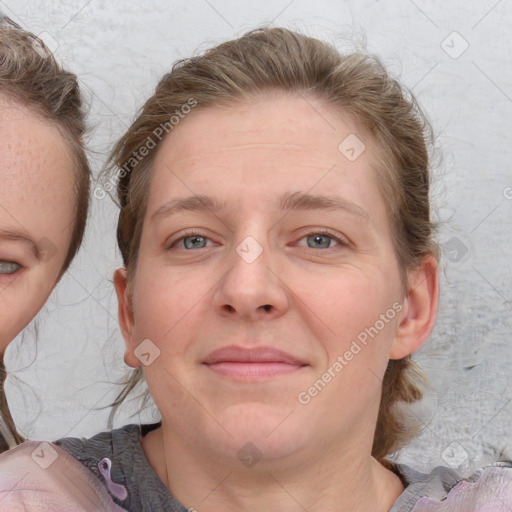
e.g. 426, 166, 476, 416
204, 362, 305, 379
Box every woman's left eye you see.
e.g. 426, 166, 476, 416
296, 232, 344, 249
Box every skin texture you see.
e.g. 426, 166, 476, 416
0, 96, 75, 354
115, 93, 439, 512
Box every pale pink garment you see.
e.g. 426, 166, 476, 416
411, 466, 512, 512
0, 440, 127, 511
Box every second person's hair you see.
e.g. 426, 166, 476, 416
0, 15, 91, 450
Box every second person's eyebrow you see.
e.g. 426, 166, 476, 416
0, 230, 39, 258
150, 191, 369, 221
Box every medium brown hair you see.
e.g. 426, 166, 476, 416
108, 27, 438, 459
0, 15, 91, 450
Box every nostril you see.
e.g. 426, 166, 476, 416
220, 304, 273, 314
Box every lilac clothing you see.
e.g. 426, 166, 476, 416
0, 440, 127, 511
389, 461, 512, 511
411, 466, 512, 511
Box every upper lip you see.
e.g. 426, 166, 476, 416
203, 345, 307, 366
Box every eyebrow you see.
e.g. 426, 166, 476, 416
150, 191, 369, 221
0, 230, 39, 258
278, 191, 369, 220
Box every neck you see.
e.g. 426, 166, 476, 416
142, 426, 404, 512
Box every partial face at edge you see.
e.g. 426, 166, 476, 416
117, 93, 435, 463
0, 97, 75, 353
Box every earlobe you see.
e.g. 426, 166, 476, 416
390, 255, 439, 360
113, 267, 141, 368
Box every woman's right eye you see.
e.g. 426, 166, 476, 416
167, 231, 216, 250
0, 261, 22, 275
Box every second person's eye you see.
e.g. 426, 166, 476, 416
0, 260, 22, 275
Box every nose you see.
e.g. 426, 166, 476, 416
212, 236, 289, 321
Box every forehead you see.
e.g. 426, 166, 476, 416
157, 93, 373, 165
0, 97, 75, 241
148, 94, 386, 216
0, 96, 73, 181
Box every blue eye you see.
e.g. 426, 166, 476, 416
182, 235, 208, 249
297, 231, 344, 250
305, 234, 337, 249
0, 261, 21, 274
169, 233, 214, 250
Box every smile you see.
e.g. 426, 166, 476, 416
202, 345, 308, 380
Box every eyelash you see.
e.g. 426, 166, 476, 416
295, 229, 347, 249
168, 228, 347, 250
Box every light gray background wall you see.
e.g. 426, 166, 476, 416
2, 0, 511, 475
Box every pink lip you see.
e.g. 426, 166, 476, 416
202, 346, 308, 379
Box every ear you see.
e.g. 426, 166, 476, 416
113, 267, 141, 368
390, 255, 439, 360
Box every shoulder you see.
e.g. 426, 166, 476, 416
0, 440, 127, 511
55, 423, 142, 453
55, 423, 178, 511
391, 461, 512, 511
55, 423, 144, 478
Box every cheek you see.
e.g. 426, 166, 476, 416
299, 272, 399, 417
0, 277, 54, 350
131, 265, 209, 349
294, 265, 402, 402
300, 267, 398, 342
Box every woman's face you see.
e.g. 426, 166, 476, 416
120, 94, 421, 464
0, 97, 75, 353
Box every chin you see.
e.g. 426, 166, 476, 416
209, 402, 312, 465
